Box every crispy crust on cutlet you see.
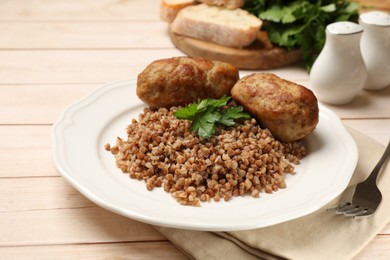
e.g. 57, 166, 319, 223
231, 73, 319, 142
137, 56, 239, 108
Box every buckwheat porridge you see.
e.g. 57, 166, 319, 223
106, 106, 306, 206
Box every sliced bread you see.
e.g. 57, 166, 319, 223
160, 0, 197, 23
170, 4, 262, 48
196, 0, 245, 9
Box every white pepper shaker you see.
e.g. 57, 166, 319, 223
359, 11, 390, 91
309, 21, 367, 105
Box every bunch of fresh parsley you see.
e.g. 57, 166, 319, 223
174, 96, 251, 139
244, 0, 359, 70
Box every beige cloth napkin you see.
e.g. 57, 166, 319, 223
155, 128, 390, 260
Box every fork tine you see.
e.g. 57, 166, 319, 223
335, 203, 356, 214
352, 209, 374, 218
338, 207, 359, 215
327, 202, 350, 212
327, 202, 374, 217
344, 207, 367, 217
329, 203, 375, 218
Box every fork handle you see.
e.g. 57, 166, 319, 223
367, 141, 390, 183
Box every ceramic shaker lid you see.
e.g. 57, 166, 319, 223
360, 11, 390, 26
327, 21, 363, 35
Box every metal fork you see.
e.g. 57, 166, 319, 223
328, 141, 390, 218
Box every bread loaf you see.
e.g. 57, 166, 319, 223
197, 0, 245, 9
170, 4, 262, 48
160, 0, 197, 23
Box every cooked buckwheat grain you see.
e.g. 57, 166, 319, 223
107, 107, 306, 206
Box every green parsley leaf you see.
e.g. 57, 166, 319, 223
174, 96, 251, 139
192, 109, 220, 139
174, 103, 198, 119
259, 5, 284, 22
219, 106, 251, 126
200, 95, 231, 110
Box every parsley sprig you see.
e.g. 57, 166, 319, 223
174, 96, 251, 139
244, 0, 359, 70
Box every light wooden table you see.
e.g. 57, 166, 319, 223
0, 0, 389, 259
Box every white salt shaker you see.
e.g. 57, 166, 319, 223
359, 11, 390, 91
309, 21, 367, 105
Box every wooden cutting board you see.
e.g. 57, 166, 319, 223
169, 28, 302, 70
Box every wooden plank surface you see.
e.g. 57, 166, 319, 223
0, 177, 94, 211
0, 0, 389, 259
0, 207, 163, 246
0, 126, 55, 178
355, 236, 390, 259
0, 22, 173, 49
0, 51, 311, 84
0, 84, 101, 124
0, 0, 160, 21
0, 50, 182, 84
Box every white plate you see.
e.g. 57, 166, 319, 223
52, 79, 358, 231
